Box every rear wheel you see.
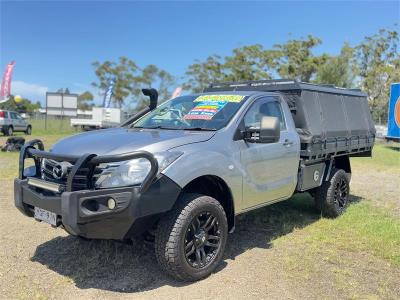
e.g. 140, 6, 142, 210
25, 126, 32, 135
6, 126, 13, 136
155, 194, 228, 281
315, 168, 350, 217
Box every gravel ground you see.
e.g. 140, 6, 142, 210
0, 158, 399, 300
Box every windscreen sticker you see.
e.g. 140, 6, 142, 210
184, 101, 227, 120
194, 94, 245, 103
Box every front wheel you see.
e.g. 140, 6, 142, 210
155, 194, 228, 281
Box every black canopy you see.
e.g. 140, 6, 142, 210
205, 79, 375, 144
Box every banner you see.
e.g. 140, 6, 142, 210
0, 61, 15, 99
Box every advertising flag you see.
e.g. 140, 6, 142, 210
0, 61, 15, 103
103, 77, 116, 108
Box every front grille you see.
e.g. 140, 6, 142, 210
41, 159, 103, 191
41, 159, 72, 184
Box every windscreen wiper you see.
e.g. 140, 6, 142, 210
134, 126, 216, 131
140, 125, 180, 130
183, 127, 217, 131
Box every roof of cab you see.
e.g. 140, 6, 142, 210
204, 79, 367, 97
193, 90, 279, 97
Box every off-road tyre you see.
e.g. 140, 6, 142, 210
25, 126, 32, 135
155, 193, 228, 281
315, 168, 350, 218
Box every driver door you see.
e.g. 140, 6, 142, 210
238, 96, 298, 210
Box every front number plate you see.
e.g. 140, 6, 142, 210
34, 207, 57, 226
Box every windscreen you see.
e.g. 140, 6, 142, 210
133, 94, 247, 130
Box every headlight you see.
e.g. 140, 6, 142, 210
95, 151, 182, 188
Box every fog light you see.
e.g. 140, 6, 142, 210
107, 198, 116, 210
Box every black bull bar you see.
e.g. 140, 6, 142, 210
19, 139, 159, 193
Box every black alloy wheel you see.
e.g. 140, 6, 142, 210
333, 177, 348, 209
184, 211, 221, 269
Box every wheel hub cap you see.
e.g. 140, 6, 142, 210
194, 230, 207, 247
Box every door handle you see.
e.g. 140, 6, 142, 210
283, 139, 293, 146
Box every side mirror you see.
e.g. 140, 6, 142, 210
244, 116, 280, 143
260, 116, 280, 143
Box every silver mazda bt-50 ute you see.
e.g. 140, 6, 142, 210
15, 80, 375, 281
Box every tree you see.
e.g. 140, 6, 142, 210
92, 57, 175, 109
273, 35, 328, 82
224, 45, 277, 82
315, 43, 356, 88
77, 91, 94, 110
0, 95, 41, 113
355, 28, 400, 123
139, 65, 174, 100
184, 45, 280, 92
92, 56, 139, 108
183, 37, 329, 92
184, 55, 225, 93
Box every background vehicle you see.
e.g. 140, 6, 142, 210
0, 110, 32, 136
15, 81, 375, 281
70, 107, 123, 130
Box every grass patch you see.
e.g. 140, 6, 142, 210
29, 119, 80, 135
275, 201, 400, 266
351, 142, 400, 172
0, 133, 71, 180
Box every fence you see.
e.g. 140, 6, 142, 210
27, 113, 82, 134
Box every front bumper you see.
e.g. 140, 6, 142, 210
14, 139, 182, 240
15, 175, 181, 240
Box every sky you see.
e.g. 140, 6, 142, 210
0, 0, 399, 105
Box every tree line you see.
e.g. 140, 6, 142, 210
91, 27, 399, 123
182, 28, 398, 123
3, 27, 397, 124
93, 29, 400, 122
0, 95, 41, 113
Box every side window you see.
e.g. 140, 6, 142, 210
243, 98, 286, 130
10, 112, 17, 119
